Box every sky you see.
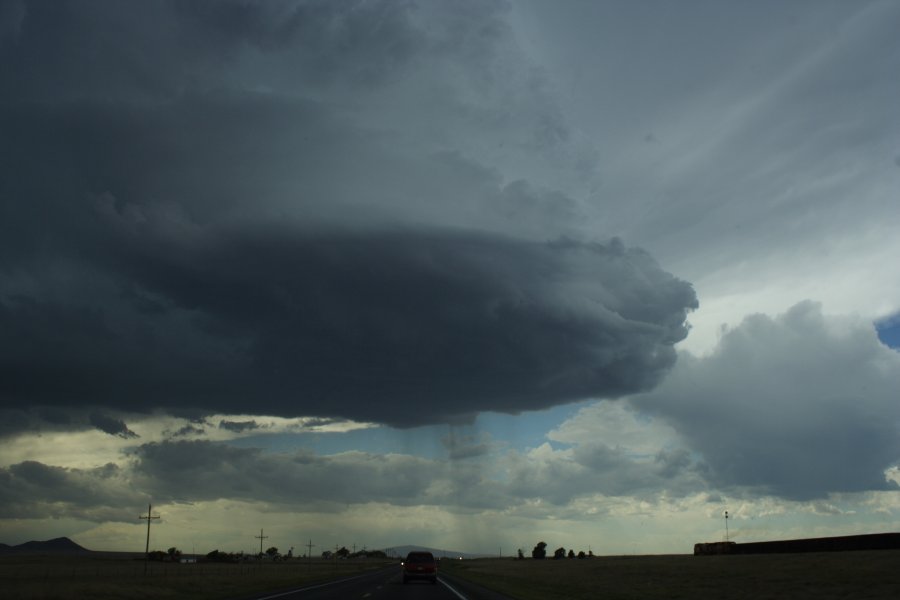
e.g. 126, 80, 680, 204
1, 0, 899, 557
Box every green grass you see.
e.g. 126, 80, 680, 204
440, 551, 900, 600
0, 555, 393, 600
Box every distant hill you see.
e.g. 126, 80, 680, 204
0, 537, 90, 554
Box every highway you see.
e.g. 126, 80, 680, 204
244, 565, 515, 600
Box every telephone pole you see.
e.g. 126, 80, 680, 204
255, 529, 269, 558
306, 539, 315, 565
139, 504, 160, 574
724, 511, 730, 542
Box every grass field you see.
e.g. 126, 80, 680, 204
439, 550, 900, 600
6, 550, 900, 599
0, 554, 393, 600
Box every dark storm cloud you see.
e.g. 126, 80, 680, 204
89, 413, 138, 439
0, 408, 79, 438
0, 0, 426, 103
0, 220, 696, 427
218, 420, 261, 433
442, 432, 492, 460
171, 424, 206, 438
633, 302, 900, 500
0, 0, 696, 429
0, 461, 141, 521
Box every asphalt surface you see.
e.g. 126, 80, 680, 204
244, 566, 516, 600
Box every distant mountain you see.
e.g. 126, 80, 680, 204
0, 537, 90, 554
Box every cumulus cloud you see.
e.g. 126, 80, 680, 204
0, 427, 708, 524
0, 461, 142, 521
129, 440, 508, 510
503, 441, 706, 506
548, 400, 684, 456
633, 301, 900, 500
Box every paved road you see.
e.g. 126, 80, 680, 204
245, 566, 515, 600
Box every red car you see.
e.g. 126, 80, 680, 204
402, 551, 438, 584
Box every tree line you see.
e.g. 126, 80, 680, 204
148, 546, 386, 562
521, 541, 595, 560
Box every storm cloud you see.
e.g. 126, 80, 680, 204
0, 0, 698, 430
128, 440, 507, 510
0, 222, 696, 427
89, 413, 138, 439
0, 460, 141, 521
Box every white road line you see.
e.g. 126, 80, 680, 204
438, 577, 469, 600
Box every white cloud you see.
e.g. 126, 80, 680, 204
635, 302, 900, 499
548, 400, 683, 456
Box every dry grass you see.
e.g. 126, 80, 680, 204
0, 555, 393, 600
440, 550, 900, 600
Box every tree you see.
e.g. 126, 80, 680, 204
568, 549, 575, 559
337, 546, 350, 558
167, 547, 182, 561
553, 547, 566, 559
517, 548, 524, 560
577, 550, 586, 559
265, 546, 279, 559
532, 541, 547, 559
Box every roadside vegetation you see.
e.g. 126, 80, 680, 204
0, 554, 393, 600
440, 550, 900, 600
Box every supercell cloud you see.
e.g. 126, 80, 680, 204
0, 221, 696, 427
0, 0, 697, 430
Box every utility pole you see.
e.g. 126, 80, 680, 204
139, 504, 160, 575
724, 511, 730, 542
306, 539, 315, 565
255, 529, 269, 558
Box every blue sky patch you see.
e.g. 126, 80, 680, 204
876, 314, 900, 349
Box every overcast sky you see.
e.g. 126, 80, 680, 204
2, 0, 900, 556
